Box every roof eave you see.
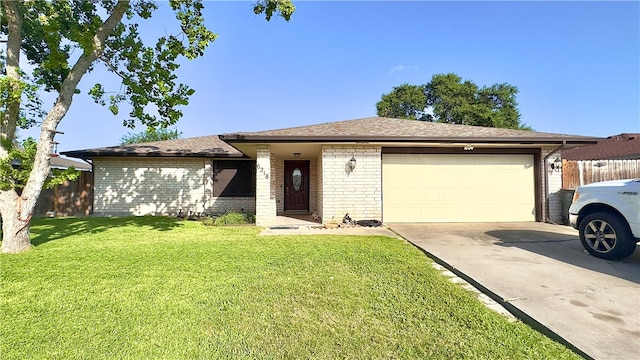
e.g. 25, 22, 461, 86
219, 134, 602, 145
60, 151, 247, 159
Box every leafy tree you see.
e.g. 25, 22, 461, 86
424, 73, 479, 125
0, 0, 295, 253
376, 83, 427, 120
377, 73, 531, 130
120, 127, 182, 145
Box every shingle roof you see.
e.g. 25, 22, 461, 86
220, 117, 600, 144
61, 135, 244, 159
62, 117, 602, 159
561, 133, 640, 160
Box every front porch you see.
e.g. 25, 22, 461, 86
259, 213, 399, 238
250, 143, 383, 227
265, 214, 320, 227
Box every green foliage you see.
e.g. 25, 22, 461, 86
253, 0, 296, 21
120, 127, 182, 145
0, 72, 45, 131
92, 0, 215, 129
201, 216, 215, 226
376, 83, 427, 120
86, 0, 294, 130
377, 73, 531, 130
46, 166, 81, 189
2, 0, 295, 132
213, 212, 254, 226
0, 138, 79, 191
0, 217, 580, 359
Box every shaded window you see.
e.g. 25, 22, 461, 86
213, 160, 256, 197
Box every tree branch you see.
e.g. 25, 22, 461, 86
98, 54, 129, 81
20, 0, 131, 216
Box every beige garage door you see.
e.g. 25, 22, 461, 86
382, 154, 536, 222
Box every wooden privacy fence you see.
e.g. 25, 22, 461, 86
562, 159, 640, 189
34, 171, 92, 217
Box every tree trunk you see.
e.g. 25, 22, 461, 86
1, 0, 22, 147
1, 0, 31, 253
0, 191, 31, 253
0, 0, 129, 253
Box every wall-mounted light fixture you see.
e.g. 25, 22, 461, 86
550, 157, 562, 172
347, 156, 357, 172
293, 152, 301, 158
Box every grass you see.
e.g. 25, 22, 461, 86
1, 217, 580, 359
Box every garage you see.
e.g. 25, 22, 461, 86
382, 153, 536, 222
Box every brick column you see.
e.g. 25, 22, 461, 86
255, 145, 276, 226
320, 145, 382, 223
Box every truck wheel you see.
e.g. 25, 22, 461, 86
579, 212, 637, 260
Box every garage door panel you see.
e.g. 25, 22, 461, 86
383, 154, 535, 222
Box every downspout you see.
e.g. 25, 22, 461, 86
543, 141, 565, 223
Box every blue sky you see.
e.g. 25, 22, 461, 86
26, 1, 640, 152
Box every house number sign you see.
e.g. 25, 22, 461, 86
256, 163, 269, 179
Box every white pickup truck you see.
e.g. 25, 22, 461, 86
569, 179, 640, 260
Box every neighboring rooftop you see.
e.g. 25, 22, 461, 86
220, 117, 601, 144
562, 133, 640, 160
50, 156, 91, 171
61, 135, 245, 158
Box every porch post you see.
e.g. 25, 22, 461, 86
255, 145, 276, 226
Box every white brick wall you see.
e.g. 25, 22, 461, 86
255, 146, 276, 225
320, 145, 382, 223
93, 157, 254, 216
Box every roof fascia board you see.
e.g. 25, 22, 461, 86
60, 151, 247, 159
219, 135, 601, 145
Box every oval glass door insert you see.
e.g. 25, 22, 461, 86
292, 168, 302, 191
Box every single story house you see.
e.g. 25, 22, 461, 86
62, 117, 600, 225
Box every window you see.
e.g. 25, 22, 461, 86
292, 168, 302, 191
213, 160, 256, 197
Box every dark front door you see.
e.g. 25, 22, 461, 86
284, 160, 309, 211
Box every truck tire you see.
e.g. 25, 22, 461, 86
579, 212, 637, 260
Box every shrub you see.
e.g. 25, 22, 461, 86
213, 212, 254, 226
201, 217, 215, 226
245, 213, 256, 223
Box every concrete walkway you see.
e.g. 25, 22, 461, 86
389, 222, 640, 360
259, 215, 401, 238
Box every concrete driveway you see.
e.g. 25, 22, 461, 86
389, 222, 640, 360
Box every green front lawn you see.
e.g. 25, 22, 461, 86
1, 217, 579, 359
